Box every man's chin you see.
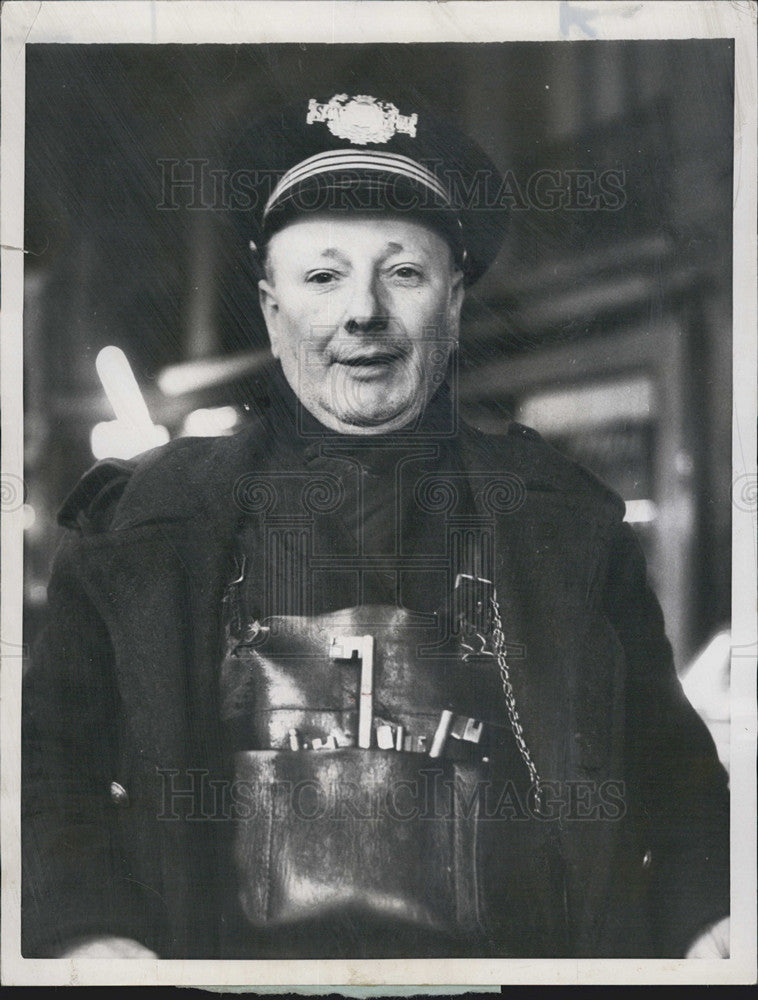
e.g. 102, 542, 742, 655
313, 379, 423, 432
317, 397, 422, 434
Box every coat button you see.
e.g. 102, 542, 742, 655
109, 781, 129, 807
642, 848, 653, 870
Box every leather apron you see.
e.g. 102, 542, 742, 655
219, 589, 568, 958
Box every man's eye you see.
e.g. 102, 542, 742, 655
306, 270, 337, 285
391, 266, 423, 282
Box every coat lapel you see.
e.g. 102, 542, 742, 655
458, 423, 621, 783
72, 424, 267, 772
459, 423, 630, 953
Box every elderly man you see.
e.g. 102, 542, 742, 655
22, 92, 729, 961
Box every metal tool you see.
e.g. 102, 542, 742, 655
377, 725, 394, 750
429, 709, 454, 758
329, 634, 375, 749
450, 714, 484, 744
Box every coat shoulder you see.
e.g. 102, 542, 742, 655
58, 423, 267, 533
58, 457, 138, 531
460, 419, 626, 520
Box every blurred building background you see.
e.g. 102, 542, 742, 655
23, 40, 733, 680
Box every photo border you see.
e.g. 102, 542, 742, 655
2, 0, 755, 986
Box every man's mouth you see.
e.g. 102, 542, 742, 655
331, 347, 407, 374
336, 352, 402, 368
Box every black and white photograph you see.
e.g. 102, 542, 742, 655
1, 0, 756, 987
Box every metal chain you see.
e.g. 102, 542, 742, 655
489, 590, 544, 812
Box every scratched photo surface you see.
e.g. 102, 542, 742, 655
22, 40, 733, 960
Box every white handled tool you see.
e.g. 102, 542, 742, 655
329, 634, 374, 749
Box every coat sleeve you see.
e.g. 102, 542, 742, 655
22, 531, 166, 956
602, 521, 730, 958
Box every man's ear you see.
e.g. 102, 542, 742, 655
258, 279, 280, 358
447, 268, 465, 339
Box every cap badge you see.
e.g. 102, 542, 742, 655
306, 94, 418, 145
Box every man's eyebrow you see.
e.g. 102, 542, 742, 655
319, 244, 407, 256
380, 241, 429, 258
311, 242, 426, 262
317, 248, 346, 261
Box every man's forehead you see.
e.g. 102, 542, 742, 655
267, 213, 452, 255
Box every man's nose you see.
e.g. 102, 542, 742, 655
343, 274, 389, 335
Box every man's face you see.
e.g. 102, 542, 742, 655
258, 213, 464, 434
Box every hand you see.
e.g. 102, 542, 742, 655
57, 935, 158, 959
685, 916, 730, 958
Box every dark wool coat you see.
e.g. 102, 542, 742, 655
22, 416, 730, 959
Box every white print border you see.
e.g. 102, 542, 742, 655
1, 0, 756, 988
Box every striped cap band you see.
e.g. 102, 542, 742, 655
263, 148, 453, 220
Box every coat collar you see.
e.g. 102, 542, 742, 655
102, 409, 622, 535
